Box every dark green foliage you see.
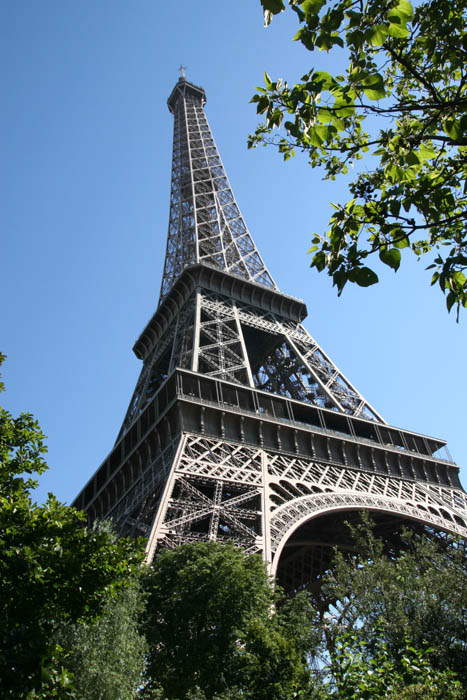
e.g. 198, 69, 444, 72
139, 526, 465, 699
0, 354, 145, 698
57, 576, 146, 700
307, 517, 467, 695
253, 1, 467, 318
141, 541, 312, 700
324, 630, 463, 699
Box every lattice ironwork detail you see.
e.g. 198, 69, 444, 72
267, 453, 467, 557
145, 436, 263, 559
197, 295, 252, 385
118, 298, 196, 435
106, 439, 179, 535
201, 293, 382, 421
143, 434, 466, 564
160, 78, 276, 302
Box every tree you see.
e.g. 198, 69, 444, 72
309, 518, 467, 692
251, 0, 467, 318
139, 528, 465, 699
56, 575, 146, 700
324, 629, 463, 699
141, 541, 313, 700
0, 353, 145, 698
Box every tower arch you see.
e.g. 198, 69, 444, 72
270, 487, 467, 597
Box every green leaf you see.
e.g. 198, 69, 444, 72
293, 27, 305, 42
307, 125, 329, 145
367, 25, 389, 47
419, 144, 437, 160
393, 235, 410, 249
332, 92, 356, 116
452, 271, 466, 287
379, 247, 401, 271
284, 120, 301, 137
347, 28, 365, 49
346, 10, 362, 28
312, 70, 334, 90
256, 95, 270, 114
388, 0, 414, 21
387, 21, 409, 38
354, 267, 379, 287
267, 108, 284, 128
446, 291, 457, 312
361, 73, 385, 100
316, 32, 335, 51
312, 251, 327, 271
261, 0, 285, 14
333, 268, 349, 293
301, 0, 326, 16
444, 119, 462, 141
264, 71, 273, 89
406, 151, 420, 166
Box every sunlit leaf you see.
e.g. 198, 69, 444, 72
301, 0, 326, 16
388, 0, 414, 21
387, 21, 409, 38
367, 25, 389, 46
361, 73, 386, 100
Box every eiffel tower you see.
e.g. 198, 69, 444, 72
73, 76, 466, 591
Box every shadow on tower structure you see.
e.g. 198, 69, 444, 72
73, 76, 467, 592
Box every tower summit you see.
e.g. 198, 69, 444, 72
73, 77, 466, 588
162, 76, 276, 303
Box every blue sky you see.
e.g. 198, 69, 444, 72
2, 0, 466, 504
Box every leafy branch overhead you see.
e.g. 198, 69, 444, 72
252, 0, 467, 317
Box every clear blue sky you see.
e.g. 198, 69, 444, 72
2, 1, 466, 504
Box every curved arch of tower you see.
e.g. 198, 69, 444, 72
73, 77, 466, 583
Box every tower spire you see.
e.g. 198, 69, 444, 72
161, 77, 277, 304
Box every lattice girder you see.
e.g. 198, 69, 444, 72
160, 78, 276, 302
119, 282, 383, 438
139, 432, 466, 565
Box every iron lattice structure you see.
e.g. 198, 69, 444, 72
73, 77, 466, 589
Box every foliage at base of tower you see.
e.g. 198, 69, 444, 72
0, 353, 145, 699
312, 517, 467, 692
56, 577, 146, 700
322, 630, 463, 699
251, 0, 467, 318
140, 542, 315, 700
